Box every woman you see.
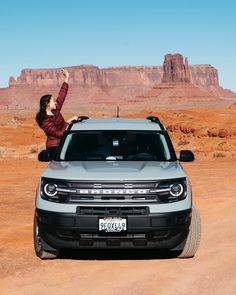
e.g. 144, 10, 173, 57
35, 69, 77, 159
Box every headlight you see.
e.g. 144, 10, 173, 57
170, 183, 184, 197
44, 183, 58, 197
154, 179, 187, 203
41, 178, 76, 202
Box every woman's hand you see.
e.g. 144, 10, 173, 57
66, 116, 78, 123
61, 69, 69, 83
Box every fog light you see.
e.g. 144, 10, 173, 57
170, 183, 183, 197
44, 183, 57, 197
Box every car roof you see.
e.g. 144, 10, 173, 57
68, 118, 166, 131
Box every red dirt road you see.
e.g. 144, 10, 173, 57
0, 159, 236, 295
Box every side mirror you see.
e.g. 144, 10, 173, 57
179, 150, 195, 162
38, 150, 51, 162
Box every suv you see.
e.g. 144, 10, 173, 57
34, 116, 201, 259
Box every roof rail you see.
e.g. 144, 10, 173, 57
77, 116, 89, 122
146, 116, 165, 130
146, 116, 161, 123
67, 116, 89, 130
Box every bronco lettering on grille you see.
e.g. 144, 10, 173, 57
77, 189, 149, 194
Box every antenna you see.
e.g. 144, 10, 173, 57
116, 106, 120, 118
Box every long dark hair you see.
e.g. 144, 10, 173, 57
35, 94, 52, 126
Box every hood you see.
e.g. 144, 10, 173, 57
41, 160, 186, 181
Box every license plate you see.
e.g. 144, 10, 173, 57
99, 217, 127, 232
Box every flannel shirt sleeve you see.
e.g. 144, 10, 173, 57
56, 82, 69, 112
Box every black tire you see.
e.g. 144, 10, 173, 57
178, 204, 201, 258
33, 212, 59, 259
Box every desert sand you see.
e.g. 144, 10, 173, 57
0, 108, 236, 294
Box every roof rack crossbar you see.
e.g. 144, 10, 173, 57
67, 116, 89, 130
146, 116, 165, 130
77, 116, 89, 122
146, 116, 160, 123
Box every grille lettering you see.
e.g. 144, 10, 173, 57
91, 189, 102, 194
114, 190, 125, 194
78, 189, 89, 194
77, 189, 149, 195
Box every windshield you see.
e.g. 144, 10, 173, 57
59, 131, 176, 161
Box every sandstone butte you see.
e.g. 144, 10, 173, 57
0, 53, 236, 111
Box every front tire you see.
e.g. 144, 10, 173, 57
33, 212, 59, 259
178, 204, 201, 258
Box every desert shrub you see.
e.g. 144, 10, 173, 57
180, 126, 195, 134
178, 138, 190, 146
29, 144, 38, 154
208, 128, 228, 138
213, 152, 226, 158
13, 115, 25, 122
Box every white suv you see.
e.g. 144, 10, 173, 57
34, 116, 201, 259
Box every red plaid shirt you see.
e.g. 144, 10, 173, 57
41, 82, 69, 148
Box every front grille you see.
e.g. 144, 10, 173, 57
41, 178, 187, 204
69, 194, 158, 203
70, 182, 156, 189
60, 181, 159, 204
76, 206, 149, 216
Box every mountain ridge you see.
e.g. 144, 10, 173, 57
1, 53, 235, 110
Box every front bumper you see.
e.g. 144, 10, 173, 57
36, 208, 191, 250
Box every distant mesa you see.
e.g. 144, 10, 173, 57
0, 53, 236, 110
162, 53, 190, 83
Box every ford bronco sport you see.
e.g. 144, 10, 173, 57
34, 116, 201, 259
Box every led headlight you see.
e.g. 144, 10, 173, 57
155, 179, 186, 203
170, 183, 184, 197
44, 183, 58, 197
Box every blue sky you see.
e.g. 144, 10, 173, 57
0, 0, 236, 91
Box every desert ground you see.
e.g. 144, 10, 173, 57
0, 108, 236, 294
